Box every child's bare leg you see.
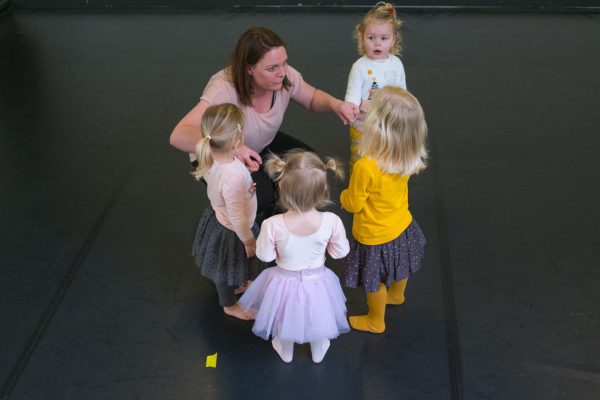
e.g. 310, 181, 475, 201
234, 280, 253, 295
215, 283, 248, 320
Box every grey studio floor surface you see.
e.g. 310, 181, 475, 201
1, 8, 599, 400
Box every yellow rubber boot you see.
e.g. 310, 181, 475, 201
349, 283, 387, 333
387, 279, 408, 305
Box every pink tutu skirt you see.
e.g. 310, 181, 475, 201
239, 266, 350, 344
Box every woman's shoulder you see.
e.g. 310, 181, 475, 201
285, 65, 303, 84
202, 69, 237, 103
205, 69, 231, 86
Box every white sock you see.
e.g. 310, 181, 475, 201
272, 336, 294, 363
310, 339, 330, 363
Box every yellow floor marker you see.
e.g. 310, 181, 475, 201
205, 353, 218, 368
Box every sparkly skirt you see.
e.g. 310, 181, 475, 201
192, 207, 264, 287
239, 266, 350, 344
343, 220, 426, 293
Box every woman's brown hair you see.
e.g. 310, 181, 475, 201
226, 27, 292, 107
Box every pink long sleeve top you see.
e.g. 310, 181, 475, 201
205, 158, 256, 243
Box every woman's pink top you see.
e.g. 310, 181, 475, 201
200, 66, 315, 153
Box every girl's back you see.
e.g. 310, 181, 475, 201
257, 212, 349, 272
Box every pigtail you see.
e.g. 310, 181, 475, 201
264, 153, 288, 182
324, 157, 345, 181
191, 136, 214, 180
190, 103, 244, 181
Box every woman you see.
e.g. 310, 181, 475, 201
170, 26, 359, 217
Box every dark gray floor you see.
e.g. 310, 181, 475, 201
1, 9, 599, 400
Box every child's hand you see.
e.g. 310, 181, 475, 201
359, 99, 370, 115
244, 237, 256, 258
248, 181, 257, 196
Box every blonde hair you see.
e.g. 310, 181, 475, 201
355, 2, 403, 56
360, 86, 428, 176
265, 149, 344, 213
192, 103, 244, 180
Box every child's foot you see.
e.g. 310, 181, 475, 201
387, 279, 407, 305
386, 293, 405, 305
310, 339, 330, 364
234, 280, 252, 295
272, 337, 293, 363
349, 315, 385, 333
223, 303, 250, 320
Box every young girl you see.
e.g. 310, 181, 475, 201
341, 86, 427, 333
191, 103, 262, 321
239, 150, 350, 363
345, 2, 406, 169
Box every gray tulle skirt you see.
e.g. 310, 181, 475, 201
343, 220, 426, 293
192, 207, 264, 287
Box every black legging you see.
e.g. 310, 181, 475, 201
251, 131, 314, 218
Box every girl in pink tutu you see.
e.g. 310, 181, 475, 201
239, 149, 350, 364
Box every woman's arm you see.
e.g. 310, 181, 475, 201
309, 88, 359, 125
170, 99, 262, 171
294, 79, 359, 125
169, 99, 211, 153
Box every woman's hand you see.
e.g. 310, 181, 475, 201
236, 145, 262, 172
335, 100, 360, 126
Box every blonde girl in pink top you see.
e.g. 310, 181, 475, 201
191, 103, 264, 321
239, 150, 350, 364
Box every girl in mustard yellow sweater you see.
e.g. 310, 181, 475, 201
340, 86, 427, 333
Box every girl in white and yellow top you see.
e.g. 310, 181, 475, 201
345, 2, 407, 170
341, 86, 427, 334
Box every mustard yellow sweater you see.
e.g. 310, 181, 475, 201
340, 157, 412, 245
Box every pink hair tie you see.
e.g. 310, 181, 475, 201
387, 6, 394, 15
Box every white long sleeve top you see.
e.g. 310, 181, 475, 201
256, 212, 350, 271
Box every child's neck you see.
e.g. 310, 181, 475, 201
212, 147, 236, 164
283, 208, 322, 236
368, 54, 389, 62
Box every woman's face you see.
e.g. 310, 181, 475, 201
249, 46, 288, 92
